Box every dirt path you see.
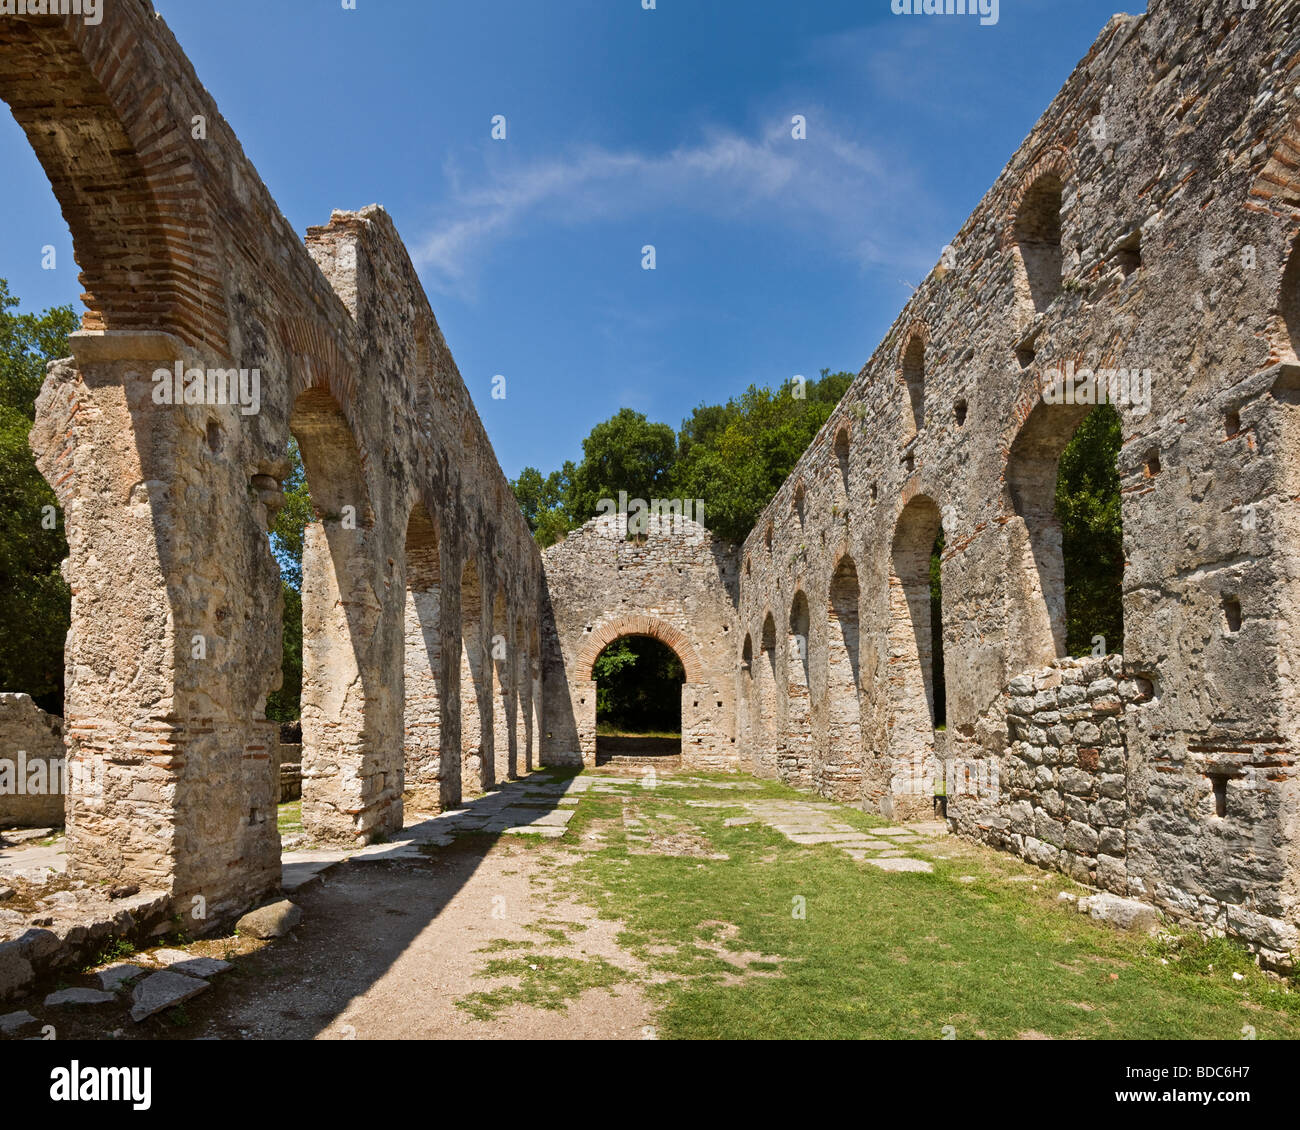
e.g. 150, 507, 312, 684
186, 836, 651, 1040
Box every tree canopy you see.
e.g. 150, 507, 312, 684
0, 279, 76, 714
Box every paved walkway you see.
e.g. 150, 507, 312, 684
743, 800, 946, 872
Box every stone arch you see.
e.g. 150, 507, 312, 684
0, 13, 225, 344
515, 613, 532, 773
755, 612, 779, 778
491, 585, 515, 782
833, 425, 851, 498
402, 500, 443, 809
887, 495, 944, 817
577, 615, 706, 683
1009, 155, 1068, 315
824, 554, 863, 801
738, 632, 754, 760
898, 323, 929, 436
292, 386, 385, 840
460, 558, 491, 795
781, 591, 812, 786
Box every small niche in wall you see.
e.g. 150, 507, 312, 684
954, 399, 968, 427
1143, 448, 1161, 477
1210, 773, 1228, 818
1225, 408, 1241, 438
1222, 595, 1242, 634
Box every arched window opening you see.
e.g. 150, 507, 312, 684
592, 635, 685, 764
1014, 173, 1064, 313
834, 427, 851, 497
1007, 401, 1124, 667
902, 334, 925, 435
755, 612, 779, 777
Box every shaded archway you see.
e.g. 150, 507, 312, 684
824, 556, 863, 801
887, 496, 944, 815
292, 387, 387, 841
1013, 171, 1064, 314
781, 591, 812, 786
755, 612, 779, 778
591, 634, 685, 763
459, 559, 491, 795
491, 585, 515, 782
402, 501, 442, 810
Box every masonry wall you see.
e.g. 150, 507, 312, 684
540, 514, 739, 769
0, 694, 64, 828
6, 2, 544, 929
727, 0, 1300, 964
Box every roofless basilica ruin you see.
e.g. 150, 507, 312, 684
2, 0, 1299, 975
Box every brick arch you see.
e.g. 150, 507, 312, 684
0, 12, 226, 347
1000, 147, 1072, 250
895, 319, 931, 373
578, 615, 707, 684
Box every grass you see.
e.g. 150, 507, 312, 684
595, 724, 682, 739
543, 769, 1300, 1040
456, 954, 631, 1020
277, 801, 303, 836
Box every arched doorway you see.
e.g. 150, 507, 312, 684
591, 634, 685, 765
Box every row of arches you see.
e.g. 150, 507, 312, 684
740, 394, 1124, 810
290, 382, 541, 838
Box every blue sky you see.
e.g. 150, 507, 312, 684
0, 0, 1143, 480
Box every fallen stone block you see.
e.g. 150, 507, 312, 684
166, 956, 232, 979
236, 899, 302, 939
97, 962, 147, 991
130, 970, 209, 1022
0, 1009, 38, 1036
868, 858, 934, 873
1076, 893, 1160, 935
45, 987, 116, 1007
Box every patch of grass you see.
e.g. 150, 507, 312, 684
277, 801, 303, 835
456, 954, 631, 1021
80, 937, 136, 971
476, 938, 536, 954
555, 770, 1300, 1040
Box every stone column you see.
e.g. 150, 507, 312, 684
30, 331, 282, 926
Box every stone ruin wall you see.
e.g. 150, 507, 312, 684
726, 0, 1300, 964
539, 514, 739, 770
0, 694, 65, 829
1, 0, 1299, 973
3, 2, 544, 931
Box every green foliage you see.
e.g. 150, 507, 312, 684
592, 635, 684, 733
266, 438, 310, 722
0, 280, 77, 714
671, 370, 852, 543
568, 407, 677, 525
511, 370, 853, 547
1057, 404, 1124, 656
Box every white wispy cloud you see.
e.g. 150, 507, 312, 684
412, 118, 946, 294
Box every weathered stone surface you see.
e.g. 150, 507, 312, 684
0, 1009, 38, 1036
1077, 894, 1161, 936
236, 900, 302, 940
97, 963, 147, 991
129, 971, 209, 1023
44, 987, 116, 1007
0, 694, 64, 828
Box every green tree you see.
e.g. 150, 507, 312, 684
567, 408, 677, 525
0, 280, 77, 714
1057, 404, 1124, 656
265, 437, 311, 722
593, 635, 684, 734
671, 369, 852, 542
511, 461, 576, 549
